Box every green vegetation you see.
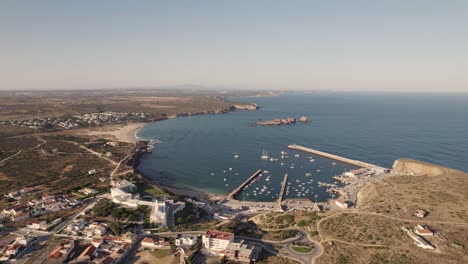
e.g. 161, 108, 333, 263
291, 245, 313, 253
263, 230, 296, 241
93, 199, 147, 221
136, 181, 169, 198
310, 230, 319, 237
152, 248, 173, 258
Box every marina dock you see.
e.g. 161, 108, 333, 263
277, 174, 289, 211
225, 169, 262, 201
288, 144, 387, 170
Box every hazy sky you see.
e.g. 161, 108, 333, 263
1, 1, 467, 92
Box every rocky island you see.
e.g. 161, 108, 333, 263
254, 117, 297, 126
253, 116, 309, 126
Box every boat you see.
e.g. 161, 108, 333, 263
229, 168, 232, 171
264, 170, 269, 173
280, 162, 285, 166
261, 149, 269, 160
332, 162, 336, 165
270, 158, 278, 162
294, 154, 300, 158
317, 169, 321, 172
211, 173, 214, 175
281, 151, 288, 155
234, 152, 239, 159
224, 178, 227, 181
310, 159, 315, 162
305, 173, 311, 176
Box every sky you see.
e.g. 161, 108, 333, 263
0, 1, 467, 92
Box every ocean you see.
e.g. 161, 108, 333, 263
136, 92, 468, 202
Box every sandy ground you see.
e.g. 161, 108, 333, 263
160, 184, 225, 203
82, 123, 144, 143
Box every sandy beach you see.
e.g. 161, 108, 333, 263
83, 123, 144, 143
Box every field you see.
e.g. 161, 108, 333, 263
0, 134, 125, 213
0, 89, 264, 121
316, 159, 468, 263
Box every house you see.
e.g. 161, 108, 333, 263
6, 244, 24, 256
141, 237, 157, 248
344, 168, 367, 177
79, 188, 98, 195
224, 241, 262, 263
415, 225, 433, 236
175, 235, 196, 247
48, 240, 75, 259
78, 245, 97, 260
202, 230, 234, 253
401, 227, 435, 250
3, 204, 28, 215
415, 210, 426, 218
12, 212, 30, 222
334, 199, 348, 209
27, 220, 47, 230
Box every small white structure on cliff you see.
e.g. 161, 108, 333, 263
110, 180, 184, 227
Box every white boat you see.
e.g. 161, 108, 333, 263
332, 162, 336, 165
261, 149, 269, 160
229, 168, 232, 171
234, 152, 239, 159
305, 173, 311, 176
281, 151, 288, 155
224, 178, 227, 181
211, 173, 214, 175
270, 158, 278, 162
264, 170, 269, 173
317, 169, 321, 172
294, 154, 300, 157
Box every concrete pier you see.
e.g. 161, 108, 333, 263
288, 144, 387, 170
277, 174, 289, 211
225, 169, 262, 201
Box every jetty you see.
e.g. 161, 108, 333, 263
277, 174, 289, 211
287, 144, 387, 171
224, 169, 262, 201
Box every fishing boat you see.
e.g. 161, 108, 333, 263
261, 149, 269, 160
310, 159, 315, 162
294, 154, 300, 158
281, 151, 288, 155
234, 152, 239, 159
305, 173, 311, 176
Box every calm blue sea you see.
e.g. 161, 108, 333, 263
136, 93, 468, 202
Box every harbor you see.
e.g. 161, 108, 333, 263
287, 144, 387, 172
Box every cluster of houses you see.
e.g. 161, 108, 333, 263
68, 234, 134, 263
0, 234, 35, 262
0, 111, 153, 130
4, 187, 34, 199
64, 219, 108, 238
1, 194, 80, 224
110, 180, 185, 227
202, 230, 262, 263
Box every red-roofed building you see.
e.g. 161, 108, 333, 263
202, 230, 234, 252
11, 212, 30, 222
79, 245, 97, 259
415, 225, 433, 236
99, 256, 116, 264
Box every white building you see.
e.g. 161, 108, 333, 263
335, 199, 348, 209
175, 236, 196, 247
202, 230, 234, 253
27, 220, 47, 230
110, 180, 183, 227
